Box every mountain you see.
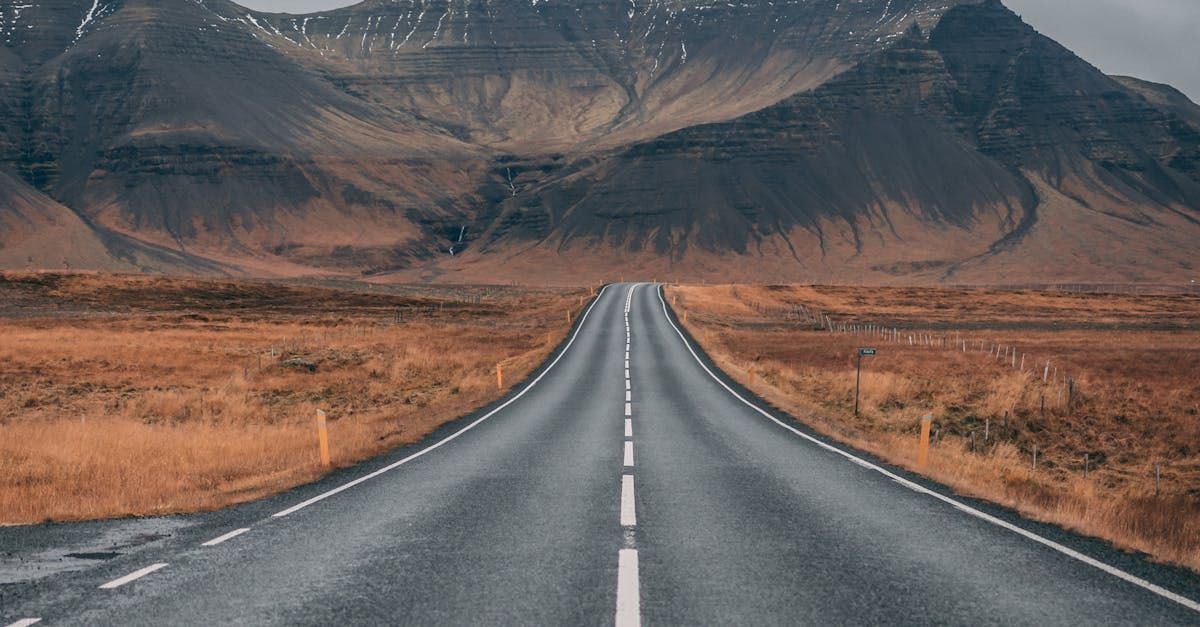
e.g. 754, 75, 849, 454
0, 165, 234, 273
1, 0, 1198, 284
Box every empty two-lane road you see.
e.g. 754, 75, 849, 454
2, 284, 1198, 625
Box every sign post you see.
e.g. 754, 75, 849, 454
855, 348, 877, 416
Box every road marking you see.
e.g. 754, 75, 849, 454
625, 360, 629, 369
625, 351, 629, 360
616, 549, 641, 627
625, 369, 630, 378
625, 419, 633, 437
99, 563, 168, 590
625, 390, 632, 402
201, 528, 250, 547
624, 441, 635, 467
621, 475, 637, 526
6, 619, 41, 627
272, 285, 614, 518
655, 287, 1200, 615
625, 380, 631, 390
625, 402, 632, 416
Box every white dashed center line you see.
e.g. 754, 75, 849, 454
617, 284, 642, 626
201, 528, 250, 547
616, 549, 641, 627
621, 474, 637, 526
99, 563, 168, 590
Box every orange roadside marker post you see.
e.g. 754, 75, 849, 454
316, 409, 331, 468
917, 414, 933, 470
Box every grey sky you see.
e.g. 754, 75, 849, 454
237, 0, 1200, 102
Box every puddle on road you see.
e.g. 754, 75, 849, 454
63, 552, 120, 560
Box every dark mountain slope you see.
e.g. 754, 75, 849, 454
450, 0, 1200, 284
928, 1, 1200, 215
470, 31, 1034, 251
1, 0, 490, 274
1112, 76, 1200, 139
0, 167, 228, 273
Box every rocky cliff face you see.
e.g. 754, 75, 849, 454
1, 0, 1198, 282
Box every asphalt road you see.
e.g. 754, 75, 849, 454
2, 284, 1199, 625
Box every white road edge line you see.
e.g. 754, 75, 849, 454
654, 285, 1200, 614
99, 563, 168, 590
624, 441, 635, 467
616, 549, 641, 627
6, 619, 41, 627
625, 419, 633, 438
201, 528, 250, 547
272, 285, 614, 518
621, 475, 637, 527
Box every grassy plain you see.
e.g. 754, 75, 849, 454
668, 284, 1200, 571
0, 273, 589, 523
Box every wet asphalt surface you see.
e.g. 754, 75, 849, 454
2, 284, 1198, 625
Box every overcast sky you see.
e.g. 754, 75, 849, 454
238, 0, 1200, 101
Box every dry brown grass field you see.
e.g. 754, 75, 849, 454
0, 272, 590, 524
667, 284, 1200, 572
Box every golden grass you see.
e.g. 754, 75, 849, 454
0, 272, 591, 523
668, 284, 1200, 572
